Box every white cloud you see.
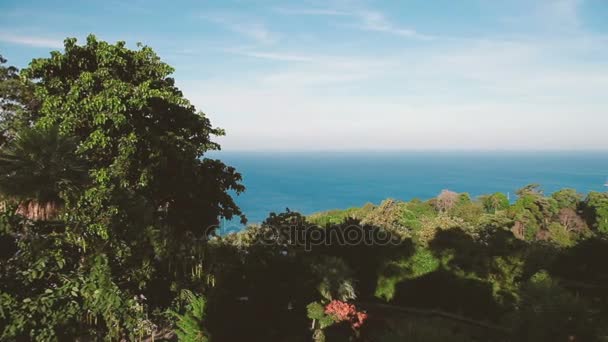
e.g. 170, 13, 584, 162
273, 7, 350, 16
201, 14, 278, 44
177, 26, 608, 150
355, 10, 435, 40
0, 32, 63, 48
276, 5, 434, 40
228, 50, 314, 62
224, 48, 397, 87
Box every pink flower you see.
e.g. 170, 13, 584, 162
324, 300, 368, 330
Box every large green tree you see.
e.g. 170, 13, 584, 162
0, 36, 244, 340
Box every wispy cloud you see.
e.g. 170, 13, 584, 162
500, 0, 584, 34
276, 6, 434, 40
228, 49, 314, 62
273, 7, 350, 16
169, 1, 608, 150
237, 23, 277, 44
226, 47, 395, 80
201, 14, 278, 44
180, 23, 608, 148
541, 0, 582, 29
0, 32, 63, 48
206, 51, 396, 92
355, 10, 434, 40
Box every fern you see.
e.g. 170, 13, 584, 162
173, 290, 209, 342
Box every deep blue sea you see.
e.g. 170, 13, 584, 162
210, 151, 608, 231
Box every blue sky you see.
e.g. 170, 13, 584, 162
1, 0, 607, 150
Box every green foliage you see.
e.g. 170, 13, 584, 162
415, 215, 470, 245
407, 248, 442, 277
376, 248, 440, 301
173, 290, 209, 342
509, 187, 559, 240
1, 249, 152, 341
509, 271, 603, 341
406, 199, 437, 218
583, 192, 608, 234
308, 202, 375, 226
457, 192, 472, 205
480, 192, 509, 213
21, 34, 245, 226
0, 125, 87, 203
307, 302, 337, 329
450, 199, 484, 224
516, 183, 543, 197
548, 222, 574, 247
307, 302, 337, 342
0, 36, 244, 340
0, 55, 37, 145
360, 199, 411, 234
399, 199, 437, 231
552, 188, 582, 209
312, 256, 357, 302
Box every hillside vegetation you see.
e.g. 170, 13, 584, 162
208, 186, 608, 341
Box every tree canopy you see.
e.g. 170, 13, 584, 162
0, 35, 244, 340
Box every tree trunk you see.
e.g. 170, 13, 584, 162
15, 200, 61, 221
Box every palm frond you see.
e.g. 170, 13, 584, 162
0, 125, 87, 219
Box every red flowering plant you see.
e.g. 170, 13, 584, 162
324, 300, 368, 330
307, 300, 368, 341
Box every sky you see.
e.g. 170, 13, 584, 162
1, 0, 607, 151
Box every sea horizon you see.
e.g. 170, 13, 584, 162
211, 149, 608, 154
211, 150, 608, 231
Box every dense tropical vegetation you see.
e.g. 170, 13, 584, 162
1, 37, 608, 341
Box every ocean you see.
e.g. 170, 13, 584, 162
210, 151, 608, 231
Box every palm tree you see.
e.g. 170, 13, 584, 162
0, 125, 87, 220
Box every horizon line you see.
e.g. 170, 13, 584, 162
210, 148, 608, 153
